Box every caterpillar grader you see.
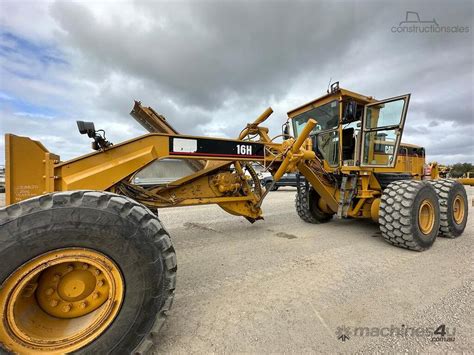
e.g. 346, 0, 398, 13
0, 83, 468, 353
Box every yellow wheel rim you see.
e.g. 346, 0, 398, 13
453, 195, 465, 224
0, 248, 124, 354
418, 199, 435, 235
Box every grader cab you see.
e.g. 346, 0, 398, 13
0, 85, 468, 354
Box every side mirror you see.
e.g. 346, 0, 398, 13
77, 121, 96, 138
76, 121, 113, 150
282, 122, 290, 139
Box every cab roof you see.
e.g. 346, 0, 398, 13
287, 88, 376, 118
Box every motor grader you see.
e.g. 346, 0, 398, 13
0, 83, 468, 354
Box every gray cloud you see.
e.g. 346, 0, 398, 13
50, 1, 356, 108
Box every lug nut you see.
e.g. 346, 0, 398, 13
82, 264, 89, 270
92, 292, 100, 300
80, 302, 87, 309
53, 274, 61, 282
62, 304, 71, 313
66, 264, 74, 272
50, 299, 58, 307
45, 288, 54, 295
94, 269, 101, 276
97, 280, 104, 287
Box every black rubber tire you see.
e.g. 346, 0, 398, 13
0, 191, 177, 354
428, 179, 468, 238
379, 180, 440, 251
295, 185, 333, 224
265, 181, 278, 191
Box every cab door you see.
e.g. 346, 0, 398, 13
360, 94, 410, 167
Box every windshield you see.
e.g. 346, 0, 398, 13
292, 100, 339, 136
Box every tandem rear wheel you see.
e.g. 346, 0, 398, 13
379, 179, 468, 251
0, 191, 176, 354
428, 179, 468, 238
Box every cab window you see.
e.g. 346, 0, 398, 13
362, 129, 397, 165
292, 100, 339, 136
365, 99, 405, 129
360, 94, 410, 167
316, 130, 339, 166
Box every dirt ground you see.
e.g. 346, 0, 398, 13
1, 188, 472, 352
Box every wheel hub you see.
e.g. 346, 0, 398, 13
36, 262, 110, 318
452, 194, 465, 224
418, 199, 435, 235
0, 248, 124, 353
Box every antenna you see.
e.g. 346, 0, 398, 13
327, 77, 332, 93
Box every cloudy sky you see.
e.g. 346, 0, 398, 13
0, 0, 473, 164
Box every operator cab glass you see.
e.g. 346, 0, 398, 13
360, 95, 410, 167
364, 99, 405, 128
292, 100, 339, 136
292, 100, 340, 166
316, 130, 339, 166
288, 88, 410, 169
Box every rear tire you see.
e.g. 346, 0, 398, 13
0, 191, 176, 354
295, 185, 333, 224
379, 180, 440, 251
428, 179, 468, 238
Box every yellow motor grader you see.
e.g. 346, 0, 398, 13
0, 83, 468, 354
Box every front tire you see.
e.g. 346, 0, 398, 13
265, 181, 278, 191
295, 185, 333, 224
0, 191, 176, 354
379, 180, 440, 251
428, 179, 468, 238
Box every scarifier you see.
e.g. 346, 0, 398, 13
0, 83, 468, 353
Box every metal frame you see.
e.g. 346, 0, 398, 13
4, 87, 425, 226
5, 114, 339, 221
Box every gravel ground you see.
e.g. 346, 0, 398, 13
0, 187, 472, 352
154, 186, 473, 353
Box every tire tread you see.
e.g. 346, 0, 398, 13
428, 179, 468, 238
379, 180, 438, 251
295, 185, 332, 224
0, 191, 176, 354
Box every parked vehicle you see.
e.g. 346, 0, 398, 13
261, 173, 301, 191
